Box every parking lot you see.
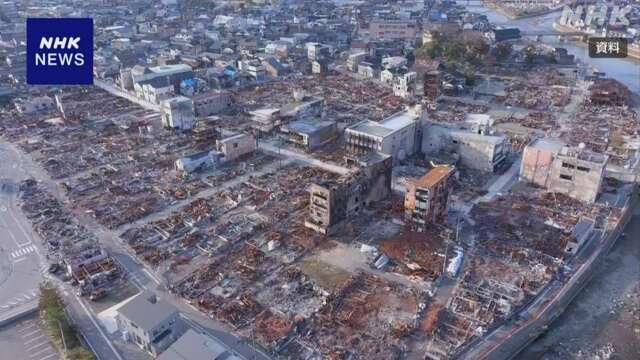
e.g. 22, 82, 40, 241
0, 314, 60, 360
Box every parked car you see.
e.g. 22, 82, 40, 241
48, 263, 61, 274
89, 288, 107, 301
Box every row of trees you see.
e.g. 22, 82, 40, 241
39, 283, 96, 360
416, 30, 514, 84
416, 30, 489, 84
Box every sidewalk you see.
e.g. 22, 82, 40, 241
0, 300, 38, 328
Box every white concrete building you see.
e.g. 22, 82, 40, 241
161, 96, 195, 131
116, 291, 183, 357
393, 71, 417, 99
175, 150, 221, 173
346, 106, 423, 162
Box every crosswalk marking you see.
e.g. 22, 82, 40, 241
10, 245, 37, 259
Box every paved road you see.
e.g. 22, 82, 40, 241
258, 139, 352, 175
0, 145, 44, 319
474, 158, 521, 204
0, 141, 127, 360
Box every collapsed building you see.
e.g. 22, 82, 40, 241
305, 152, 393, 235
520, 139, 607, 203
280, 92, 325, 122
250, 107, 281, 134
404, 165, 455, 231
588, 79, 630, 106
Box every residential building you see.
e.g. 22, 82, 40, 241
312, 60, 328, 75
380, 69, 395, 85
264, 57, 288, 78
565, 218, 595, 254
404, 166, 455, 231
307, 43, 330, 61
280, 95, 324, 122
519, 139, 564, 187
393, 71, 417, 99
382, 56, 408, 70
305, 153, 392, 235
250, 108, 281, 133
175, 150, 221, 174
369, 19, 418, 41
132, 64, 194, 94
157, 329, 239, 360
358, 62, 377, 78
161, 96, 195, 131
485, 28, 521, 43
138, 83, 175, 104
239, 59, 266, 81
216, 133, 256, 162
347, 51, 367, 72
192, 91, 232, 117
116, 291, 183, 357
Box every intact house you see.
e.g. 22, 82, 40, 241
116, 291, 184, 356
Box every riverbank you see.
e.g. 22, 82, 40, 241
485, 1, 563, 20
456, 185, 638, 359
553, 21, 640, 61
521, 205, 640, 359
466, 5, 639, 95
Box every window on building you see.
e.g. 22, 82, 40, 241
561, 162, 575, 169
559, 174, 573, 181
233, 142, 238, 148
577, 166, 590, 172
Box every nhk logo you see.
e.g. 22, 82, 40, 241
36, 37, 85, 66
27, 18, 93, 85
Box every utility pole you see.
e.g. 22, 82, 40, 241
57, 319, 67, 353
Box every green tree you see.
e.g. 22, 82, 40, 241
38, 284, 96, 360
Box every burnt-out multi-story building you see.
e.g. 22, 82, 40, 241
305, 152, 392, 235
404, 165, 455, 231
